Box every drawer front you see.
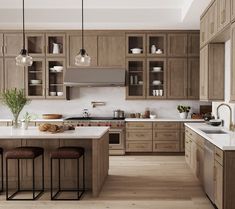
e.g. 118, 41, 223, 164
154, 122, 180, 130
195, 135, 205, 148
185, 136, 191, 151
153, 141, 180, 152
126, 141, 152, 152
126, 122, 152, 129
215, 147, 223, 166
185, 148, 191, 165
185, 127, 197, 139
126, 131, 152, 141
153, 131, 180, 141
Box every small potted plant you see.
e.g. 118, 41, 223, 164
21, 112, 32, 130
177, 105, 191, 119
1, 89, 30, 128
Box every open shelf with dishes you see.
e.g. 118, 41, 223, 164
26, 33, 45, 57
26, 58, 45, 99
46, 58, 66, 99
147, 58, 166, 99
46, 33, 65, 57
126, 34, 146, 57
147, 34, 166, 57
126, 58, 146, 99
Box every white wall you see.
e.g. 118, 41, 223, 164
212, 40, 235, 129
0, 87, 208, 119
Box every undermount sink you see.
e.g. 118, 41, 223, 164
200, 129, 228, 135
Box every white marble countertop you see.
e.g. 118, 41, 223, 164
0, 126, 109, 139
0, 119, 13, 122
125, 118, 204, 122
185, 123, 235, 150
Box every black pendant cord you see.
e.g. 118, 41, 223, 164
81, 0, 84, 51
22, 0, 26, 50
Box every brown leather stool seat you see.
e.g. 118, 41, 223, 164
6, 147, 44, 159
50, 147, 84, 159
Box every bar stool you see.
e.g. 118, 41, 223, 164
5, 146, 44, 200
50, 146, 85, 200
0, 148, 3, 193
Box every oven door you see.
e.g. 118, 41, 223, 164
109, 129, 124, 150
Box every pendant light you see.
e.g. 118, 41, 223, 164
75, 0, 91, 66
16, 0, 33, 67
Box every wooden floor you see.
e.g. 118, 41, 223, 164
0, 156, 214, 209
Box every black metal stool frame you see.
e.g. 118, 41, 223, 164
6, 154, 44, 201
51, 154, 85, 200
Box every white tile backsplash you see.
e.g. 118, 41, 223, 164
0, 86, 208, 119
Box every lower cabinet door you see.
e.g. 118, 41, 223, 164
214, 160, 223, 209
153, 141, 180, 152
126, 141, 152, 152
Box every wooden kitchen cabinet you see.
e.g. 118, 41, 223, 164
67, 34, 98, 67
167, 33, 188, 57
200, 13, 209, 47
126, 34, 146, 57
0, 59, 4, 94
200, 44, 225, 101
231, 0, 235, 22
188, 33, 200, 57
0, 33, 3, 57
188, 58, 199, 99
214, 160, 223, 209
4, 58, 25, 90
25, 33, 45, 57
217, 0, 230, 32
46, 33, 66, 57
98, 35, 125, 67
3, 33, 23, 57
230, 23, 235, 101
208, 1, 218, 40
167, 58, 188, 99
147, 33, 166, 57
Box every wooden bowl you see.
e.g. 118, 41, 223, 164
42, 114, 62, 120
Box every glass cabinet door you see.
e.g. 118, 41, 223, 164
126, 58, 146, 99
147, 58, 166, 99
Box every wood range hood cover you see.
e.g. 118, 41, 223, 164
64, 67, 126, 87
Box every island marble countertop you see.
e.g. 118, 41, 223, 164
185, 123, 235, 150
0, 126, 109, 139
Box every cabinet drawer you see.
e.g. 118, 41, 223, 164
185, 136, 191, 151
185, 127, 197, 139
195, 135, 205, 148
215, 147, 223, 166
154, 122, 180, 130
126, 141, 152, 152
153, 131, 180, 141
126, 122, 152, 129
185, 149, 191, 165
153, 141, 179, 152
126, 130, 152, 141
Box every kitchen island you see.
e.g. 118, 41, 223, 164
0, 126, 109, 197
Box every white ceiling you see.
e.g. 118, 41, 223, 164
0, 0, 211, 29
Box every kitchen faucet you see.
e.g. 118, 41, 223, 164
216, 103, 234, 131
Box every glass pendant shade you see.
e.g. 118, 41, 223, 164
16, 49, 33, 67
75, 49, 91, 66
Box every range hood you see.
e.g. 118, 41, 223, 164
64, 67, 126, 87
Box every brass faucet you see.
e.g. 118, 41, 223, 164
216, 103, 234, 131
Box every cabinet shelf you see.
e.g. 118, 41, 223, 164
29, 71, 43, 73
50, 84, 64, 86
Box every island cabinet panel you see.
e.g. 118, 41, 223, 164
4, 58, 25, 90
167, 58, 188, 99
1, 140, 22, 189
214, 160, 223, 209
21, 139, 60, 189
3, 33, 23, 57
67, 34, 98, 67
167, 33, 188, 57
98, 35, 125, 67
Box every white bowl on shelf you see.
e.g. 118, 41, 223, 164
130, 48, 142, 54
57, 92, 63, 96
153, 67, 162, 72
150, 115, 157, 119
30, 80, 42, 85
53, 66, 63, 72
50, 68, 56, 72
152, 80, 162, 85
138, 81, 143, 85
49, 92, 57, 96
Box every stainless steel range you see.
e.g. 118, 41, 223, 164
64, 117, 125, 155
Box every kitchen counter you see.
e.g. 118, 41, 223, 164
0, 126, 109, 139
125, 118, 204, 122
0, 126, 109, 197
185, 123, 235, 150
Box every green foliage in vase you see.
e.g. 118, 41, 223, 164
177, 105, 191, 113
1, 89, 30, 120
